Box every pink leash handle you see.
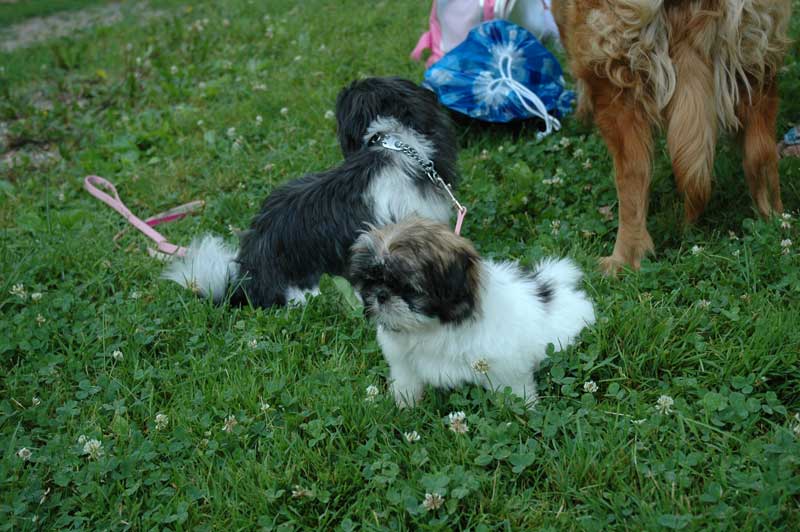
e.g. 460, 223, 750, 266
84, 175, 190, 257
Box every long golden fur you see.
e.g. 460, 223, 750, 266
552, 0, 792, 273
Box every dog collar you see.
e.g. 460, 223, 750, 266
368, 133, 468, 235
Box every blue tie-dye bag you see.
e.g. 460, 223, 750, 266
423, 19, 574, 137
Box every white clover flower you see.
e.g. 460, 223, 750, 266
226, 127, 236, 138
77, 435, 87, 445
365, 385, 380, 403
222, 415, 238, 433
691, 245, 704, 255
10, 283, 27, 300
583, 380, 598, 393
197, 119, 204, 127
255, 115, 263, 125
198, 81, 207, 90
30, 292, 42, 302
404, 431, 421, 443
31, 397, 41, 407
728, 231, 739, 241
572, 147, 584, 159
655, 395, 674, 415
582, 159, 592, 170
248, 338, 258, 349
471, 359, 490, 374
155, 413, 169, 431
263, 163, 275, 172
83, 439, 104, 460
324, 109, 334, 120
17, 447, 32, 461
293, 55, 302, 62
696, 299, 711, 309
422, 492, 445, 511
780, 239, 792, 255
782, 212, 792, 221
112, 350, 123, 362
598, 205, 614, 221
170, 65, 178, 75
260, 401, 271, 413
129, 290, 141, 300
280, 107, 289, 116
222, 18, 230, 27
35, 314, 46, 325
447, 411, 469, 434
781, 220, 792, 230
291, 485, 313, 498
559, 137, 572, 148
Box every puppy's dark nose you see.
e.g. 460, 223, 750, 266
375, 288, 389, 304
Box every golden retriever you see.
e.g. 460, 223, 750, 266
551, 0, 792, 273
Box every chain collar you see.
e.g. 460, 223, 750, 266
368, 133, 468, 233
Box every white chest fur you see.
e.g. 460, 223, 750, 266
366, 164, 452, 226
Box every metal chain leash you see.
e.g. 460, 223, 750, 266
371, 133, 467, 215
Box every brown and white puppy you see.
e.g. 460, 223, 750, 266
349, 218, 595, 408
551, 0, 792, 274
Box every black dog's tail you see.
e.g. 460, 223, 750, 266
162, 235, 239, 303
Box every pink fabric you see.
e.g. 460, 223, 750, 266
84, 175, 200, 257
411, 0, 496, 68
411, 1, 443, 67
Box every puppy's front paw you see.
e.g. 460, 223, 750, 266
391, 384, 423, 409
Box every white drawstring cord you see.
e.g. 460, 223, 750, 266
487, 52, 561, 138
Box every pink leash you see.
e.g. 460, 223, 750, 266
454, 206, 467, 236
84, 175, 203, 257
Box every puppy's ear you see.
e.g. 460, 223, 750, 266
347, 231, 380, 285
428, 247, 481, 324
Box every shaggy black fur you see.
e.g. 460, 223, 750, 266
228, 77, 458, 308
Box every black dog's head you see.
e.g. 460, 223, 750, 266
335, 77, 459, 187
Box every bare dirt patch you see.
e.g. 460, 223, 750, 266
0, 1, 163, 52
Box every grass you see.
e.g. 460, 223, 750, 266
1, 0, 799, 530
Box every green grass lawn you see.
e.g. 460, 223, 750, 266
2, 0, 799, 529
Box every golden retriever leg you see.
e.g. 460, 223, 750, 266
592, 82, 655, 275
665, 41, 716, 222
738, 82, 783, 216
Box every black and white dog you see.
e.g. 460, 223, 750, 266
163, 77, 459, 308
349, 218, 596, 408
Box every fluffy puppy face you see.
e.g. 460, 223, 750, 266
335, 77, 459, 187
349, 218, 481, 331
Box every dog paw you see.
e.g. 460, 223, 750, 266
392, 386, 423, 409
599, 255, 630, 276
